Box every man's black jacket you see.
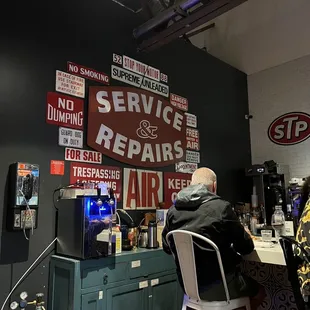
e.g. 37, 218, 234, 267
162, 184, 254, 289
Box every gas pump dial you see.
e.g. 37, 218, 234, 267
10, 301, 19, 309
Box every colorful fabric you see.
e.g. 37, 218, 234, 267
295, 199, 310, 295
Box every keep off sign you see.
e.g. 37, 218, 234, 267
65, 148, 102, 164
46, 92, 84, 129
186, 128, 199, 150
87, 86, 186, 167
170, 94, 188, 111
67, 61, 109, 85
164, 172, 191, 207
123, 168, 163, 210
185, 113, 197, 128
70, 163, 122, 200
59, 127, 83, 149
56, 70, 85, 98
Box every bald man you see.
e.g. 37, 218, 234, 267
162, 167, 264, 309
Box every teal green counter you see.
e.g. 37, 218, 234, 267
48, 248, 183, 310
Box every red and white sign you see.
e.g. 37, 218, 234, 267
268, 112, 310, 145
122, 55, 160, 81
185, 113, 197, 128
50, 160, 65, 175
186, 128, 199, 150
175, 162, 197, 174
65, 148, 102, 164
123, 168, 163, 210
56, 70, 85, 98
46, 92, 84, 129
87, 86, 186, 167
70, 163, 122, 200
67, 61, 109, 85
164, 172, 191, 207
170, 94, 188, 111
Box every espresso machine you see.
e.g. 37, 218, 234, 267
246, 162, 288, 226
56, 185, 116, 259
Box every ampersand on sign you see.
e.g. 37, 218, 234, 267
136, 120, 158, 139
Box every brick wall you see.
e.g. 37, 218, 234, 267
248, 54, 310, 178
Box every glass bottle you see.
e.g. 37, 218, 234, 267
271, 205, 285, 242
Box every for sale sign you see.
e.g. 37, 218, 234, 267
170, 94, 188, 111
111, 66, 169, 98
185, 113, 197, 128
67, 61, 109, 85
87, 86, 186, 167
70, 163, 122, 200
175, 162, 198, 174
65, 148, 102, 164
186, 150, 200, 163
46, 92, 84, 129
56, 70, 85, 98
164, 172, 191, 206
186, 128, 200, 151
59, 127, 83, 148
123, 168, 163, 210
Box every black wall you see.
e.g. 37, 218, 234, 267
0, 0, 251, 307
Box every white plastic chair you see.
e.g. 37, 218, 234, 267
166, 230, 251, 310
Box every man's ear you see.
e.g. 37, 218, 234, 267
213, 181, 217, 194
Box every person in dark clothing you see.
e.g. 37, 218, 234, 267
162, 167, 265, 309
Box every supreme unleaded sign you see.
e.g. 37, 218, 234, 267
87, 86, 186, 167
46, 92, 83, 129
67, 61, 109, 85
123, 168, 163, 210
164, 172, 191, 207
170, 94, 188, 111
70, 163, 122, 200
56, 70, 85, 98
186, 128, 199, 151
65, 148, 102, 164
111, 66, 169, 98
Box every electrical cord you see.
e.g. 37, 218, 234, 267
19, 189, 34, 240
0, 238, 57, 310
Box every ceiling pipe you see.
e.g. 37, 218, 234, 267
137, 0, 246, 52
133, 0, 201, 39
186, 22, 215, 38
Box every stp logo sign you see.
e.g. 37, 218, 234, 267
268, 112, 310, 145
87, 86, 186, 167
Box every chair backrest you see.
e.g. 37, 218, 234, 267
166, 229, 230, 303
279, 236, 306, 310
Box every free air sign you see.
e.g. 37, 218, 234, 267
59, 127, 83, 149
87, 86, 186, 167
186, 128, 199, 151
268, 112, 310, 145
46, 92, 84, 129
164, 172, 191, 207
123, 168, 163, 210
67, 61, 109, 85
65, 148, 102, 164
70, 163, 122, 200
